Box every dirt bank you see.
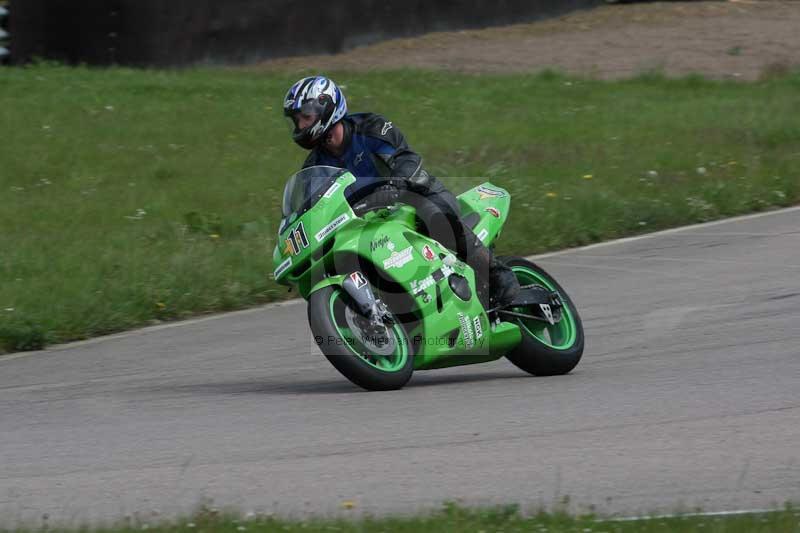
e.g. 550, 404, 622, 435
258, 1, 800, 80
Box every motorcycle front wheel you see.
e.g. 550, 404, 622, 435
308, 286, 414, 391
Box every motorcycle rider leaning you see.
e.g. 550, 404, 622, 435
282, 75, 520, 308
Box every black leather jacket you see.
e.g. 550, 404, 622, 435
302, 112, 433, 191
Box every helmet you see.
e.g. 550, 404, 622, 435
283, 76, 347, 149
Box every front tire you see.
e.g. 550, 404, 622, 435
499, 257, 584, 376
308, 286, 414, 391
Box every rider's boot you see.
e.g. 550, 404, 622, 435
470, 245, 520, 310
489, 255, 520, 308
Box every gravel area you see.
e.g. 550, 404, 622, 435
258, 1, 800, 80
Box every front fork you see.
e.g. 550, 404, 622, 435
341, 271, 392, 327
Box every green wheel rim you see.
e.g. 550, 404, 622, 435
328, 289, 410, 372
511, 266, 577, 350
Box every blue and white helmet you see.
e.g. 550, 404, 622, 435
283, 76, 347, 149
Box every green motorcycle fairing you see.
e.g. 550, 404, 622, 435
457, 182, 511, 248
272, 167, 521, 370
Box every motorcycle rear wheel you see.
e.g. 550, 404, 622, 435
499, 256, 584, 376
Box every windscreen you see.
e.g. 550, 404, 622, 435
280, 166, 345, 219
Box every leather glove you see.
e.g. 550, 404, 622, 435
406, 169, 433, 192
370, 183, 401, 208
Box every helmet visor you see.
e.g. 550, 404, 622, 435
287, 109, 320, 132
285, 98, 327, 122
285, 96, 332, 148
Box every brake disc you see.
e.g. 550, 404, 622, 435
344, 304, 396, 357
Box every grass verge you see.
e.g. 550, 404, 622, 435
1, 64, 799, 352
4, 504, 799, 533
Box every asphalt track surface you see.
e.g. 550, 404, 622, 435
2, 207, 799, 526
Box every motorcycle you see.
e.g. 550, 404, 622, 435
272, 166, 584, 390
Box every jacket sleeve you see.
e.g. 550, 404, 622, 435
362, 114, 433, 190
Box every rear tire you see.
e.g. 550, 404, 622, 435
308, 286, 414, 391
499, 257, 584, 376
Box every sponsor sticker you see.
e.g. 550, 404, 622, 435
458, 312, 475, 349
383, 246, 414, 270
322, 182, 341, 198
283, 221, 310, 256
485, 207, 500, 218
381, 121, 393, 135
349, 271, 368, 289
477, 185, 506, 200
274, 257, 292, 278
315, 213, 350, 242
370, 235, 390, 251
477, 228, 489, 242
473, 316, 483, 339
421, 245, 436, 261
411, 275, 435, 293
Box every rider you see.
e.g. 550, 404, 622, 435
282, 75, 520, 308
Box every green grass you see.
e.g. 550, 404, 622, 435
4, 504, 799, 532
1, 64, 799, 352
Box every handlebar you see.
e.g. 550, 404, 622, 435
351, 200, 401, 218
350, 179, 406, 218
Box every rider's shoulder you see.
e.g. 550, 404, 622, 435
349, 112, 402, 143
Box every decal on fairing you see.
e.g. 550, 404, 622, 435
477, 185, 506, 200
411, 264, 455, 301
477, 228, 489, 242
485, 207, 500, 218
473, 316, 483, 339
383, 246, 414, 270
370, 236, 391, 251
415, 291, 432, 303
411, 275, 435, 293
283, 221, 310, 256
322, 182, 341, 198
421, 245, 436, 261
314, 213, 350, 242
274, 257, 292, 278
457, 312, 475, 349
